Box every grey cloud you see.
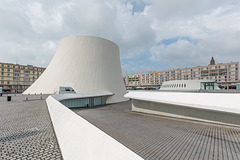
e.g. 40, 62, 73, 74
0, 0, 240, 75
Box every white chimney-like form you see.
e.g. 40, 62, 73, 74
24, 35, 127, 104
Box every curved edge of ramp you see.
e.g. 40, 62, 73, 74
46, 95, 143, 160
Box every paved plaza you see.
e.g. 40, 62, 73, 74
0, 95, 62, 160
1, 94, 240, 160
73, 100, 240, 160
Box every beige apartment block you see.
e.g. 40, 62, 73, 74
125, 58, 239, 90
0, 62, 45, 93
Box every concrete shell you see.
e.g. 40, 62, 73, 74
24, 36, 127, 103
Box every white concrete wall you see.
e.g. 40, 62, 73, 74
46, 96, 143, 160
125, 91, 240, 126
131, 99, 240, 126
125, 91, 240, 114
24, 36, 127, 104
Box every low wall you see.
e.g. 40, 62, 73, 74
46, 96, 143, 160
125, 91, 240, 126
132, 99, 240, 126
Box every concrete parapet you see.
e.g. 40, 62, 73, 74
132, 99, 240, 126
46, 95, 143, 160
125, 91, 240, 126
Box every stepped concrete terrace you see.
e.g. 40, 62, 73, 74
0, 94, 62, 160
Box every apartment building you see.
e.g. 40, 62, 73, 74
125, 57, 239, 90
0, 62, 45, 93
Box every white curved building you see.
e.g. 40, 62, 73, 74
24, 36, 127, 104
160, 80, 220, 91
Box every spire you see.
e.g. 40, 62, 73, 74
210, 57, 215, 65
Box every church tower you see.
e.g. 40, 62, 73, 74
210, 57, 215, 65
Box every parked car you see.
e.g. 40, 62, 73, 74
54, 86, 76, 94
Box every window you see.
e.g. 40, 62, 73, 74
13, 77, 20, 81
24, 70, 30, 74
13, 70, 20, 73
1, 81, 4, 84
24, 78, 30, 82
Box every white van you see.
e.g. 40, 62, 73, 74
54, 86, 76, 94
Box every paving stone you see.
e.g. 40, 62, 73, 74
0, 95, 62, 160
74, 100, 240, 160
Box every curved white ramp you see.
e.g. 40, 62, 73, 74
46, 96, 143, 160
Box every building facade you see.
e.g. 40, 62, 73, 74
0, 62, 45, 93
125, 58, 239, 90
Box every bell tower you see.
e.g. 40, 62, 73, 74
210, 57, 215, 65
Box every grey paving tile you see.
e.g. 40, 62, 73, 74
74, 100, 240, 160
0, 95, 62, 160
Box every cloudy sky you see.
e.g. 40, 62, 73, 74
0, 0, 240, 76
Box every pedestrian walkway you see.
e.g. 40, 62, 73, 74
73, 100, 240, 160
0, 95, 62, 160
